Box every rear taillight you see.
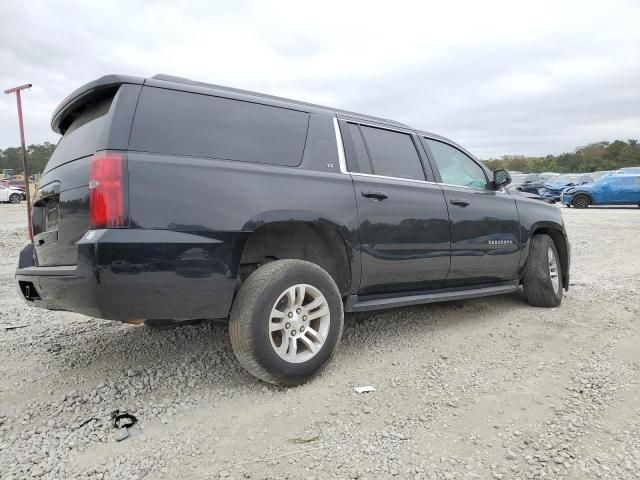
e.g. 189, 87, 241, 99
89, 151, 126, 228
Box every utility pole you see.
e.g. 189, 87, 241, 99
4, 83, 33, 241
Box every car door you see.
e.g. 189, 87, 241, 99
0, 186, 9, 202
633, 177, 640, 204
338, 120, 450, 296
612, 176, 640, 204
421, 137, 521, 286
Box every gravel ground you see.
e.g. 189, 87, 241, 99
1, 203, 639, 480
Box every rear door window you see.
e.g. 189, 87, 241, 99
359, 126, 425, 181
129, 87, 310, 166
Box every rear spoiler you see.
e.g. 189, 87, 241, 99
51, 74, 144, 134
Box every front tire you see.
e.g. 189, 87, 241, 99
229, 259, 344, 386
522, 234, 563, 307
9, 193, 21, 204
571, 194, 590, 208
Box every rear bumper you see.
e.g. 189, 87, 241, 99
16, 229, 247, 321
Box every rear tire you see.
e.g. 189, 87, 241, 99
571, 194, 590, 208
522, 234, 563, 308
9, 193, 21, 204
229, 259, 343, 386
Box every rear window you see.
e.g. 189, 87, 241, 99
129, 87, 310, 167
45, 94, 115, 173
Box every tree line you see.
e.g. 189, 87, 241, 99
1, 139, 639, 176
483, 140, 640, 174
0, 142, 56, 175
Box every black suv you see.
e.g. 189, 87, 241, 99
16, 74, 570, 385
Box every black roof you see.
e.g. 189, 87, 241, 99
52, 74, 472, 159
149, 74, 410, 129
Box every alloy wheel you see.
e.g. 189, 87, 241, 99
269, 284, 330, 364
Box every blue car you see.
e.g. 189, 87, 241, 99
561, 174, 640, 208
539, 174, 594, 202
617, 167, 640, 174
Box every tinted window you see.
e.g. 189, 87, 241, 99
130, 87, 309, 166
344, 123, 372, 174
359, 126, 424, 180
425, 139, 487, 190
45, 94, 115, 173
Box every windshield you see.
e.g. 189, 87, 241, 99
594, 173, 613, 182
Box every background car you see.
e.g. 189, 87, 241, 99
510, 188, 555, 204
1, 179, 28, 200
0, 185, 23, 203
539, 174, 594, 202
590, 170, 613, 180
508, 173, 545, 194
561, 173, 640, 208
539, 172, 560, 181
2, 179, 26, 190
616, 166, 640, 174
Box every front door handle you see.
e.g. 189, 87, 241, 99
361, 190, 389, 201
450, 198, 470, 207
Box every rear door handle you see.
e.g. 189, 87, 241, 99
449, 198, 470, 207
361, 190, 388, 201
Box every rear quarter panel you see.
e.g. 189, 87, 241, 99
125, 106, 361, 293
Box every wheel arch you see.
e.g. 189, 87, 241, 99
529, 224, 570, 290
571, 191, 593, 205
238, 219, 353, 297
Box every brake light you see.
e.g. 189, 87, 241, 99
89, 151, 126, 228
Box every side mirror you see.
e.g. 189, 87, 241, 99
493, 169, 511, 188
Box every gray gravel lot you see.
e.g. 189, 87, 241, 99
1, 203, 639, 480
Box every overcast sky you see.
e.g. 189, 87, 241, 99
1, 0, 639, 158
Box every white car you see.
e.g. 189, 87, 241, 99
0, 185, 24, 203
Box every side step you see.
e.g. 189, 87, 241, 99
345, 282, 519, 313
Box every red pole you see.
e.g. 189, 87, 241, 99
4, 83, 33, 242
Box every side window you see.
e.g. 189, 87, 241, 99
343, 123, 372, 174
129, 87, 309, 167
359, 126, 425, 181
425, 139, 487, 190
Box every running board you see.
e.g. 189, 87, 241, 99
345, 282, 520, 313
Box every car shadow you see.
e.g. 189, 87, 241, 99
40, 289, 527, 394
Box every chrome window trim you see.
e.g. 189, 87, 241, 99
342, 118, 416, 135
350, 171, 439, 186
333, 117, 348, 174
334, 116, 507, 194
